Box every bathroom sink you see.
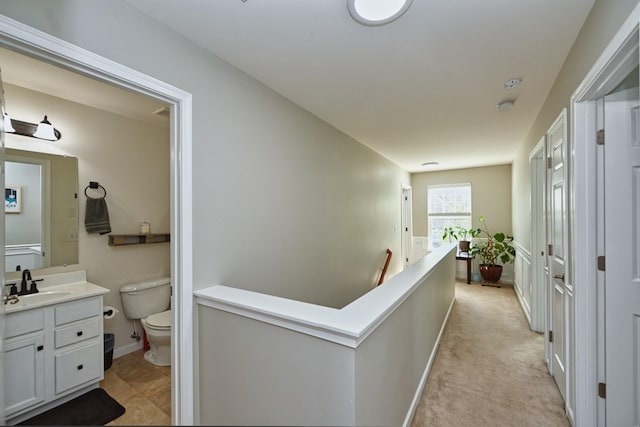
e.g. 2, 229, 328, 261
4, 272, 110, 314
12, 290, 71, 306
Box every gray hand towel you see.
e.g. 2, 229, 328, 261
85, 197, 111, 235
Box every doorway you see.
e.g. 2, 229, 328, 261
572, 10, 640, 425
529, 137, 546, 334
4, 158, 46, 271
401, 185, 412, 268
599, 67, 639, 426
0, 17, 194, 425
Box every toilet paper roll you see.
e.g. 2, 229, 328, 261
103, 306, 119, 320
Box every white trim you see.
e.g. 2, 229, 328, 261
403, 296, 456, 427
401, 184, 413, 269
0, 16, 194, 425
513, 239, 531, 259
195, 244, 456, 348
570, 4, 640, 425
529, 138, 546, 333
512, 240, 532, 327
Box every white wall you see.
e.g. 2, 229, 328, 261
4, 162, 41, 245
0, 0, 410, 310
196, 246, 456, 426
411, 164, 512, 238
4, 83, 171, 353
511, 0, 639, 251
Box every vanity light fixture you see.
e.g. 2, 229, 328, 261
33, 115, 58, 141
3, 112, 15, 133
347, 0, 413, 26
2, 114, 62, 141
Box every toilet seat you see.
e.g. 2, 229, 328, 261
145, 309, 171, 330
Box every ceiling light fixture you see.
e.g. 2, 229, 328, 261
503, 78, 523, 89
497, 100, 515, 111
347, 0, 413, 26
421, 161, 439, 167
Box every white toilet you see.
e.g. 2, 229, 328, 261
119, 277, 172, 366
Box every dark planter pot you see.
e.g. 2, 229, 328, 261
458, 240, 471, 252
479, 264, 503, 283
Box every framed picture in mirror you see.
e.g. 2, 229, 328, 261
5, 186, 21, 213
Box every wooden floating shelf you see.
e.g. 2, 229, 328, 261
108, 233, 171, 246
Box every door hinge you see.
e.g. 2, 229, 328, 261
547, 157, 552, 169
597, 256, 605, 271
548, 331, 553, 343
406, 258, 409, 263
598, 382, 606, 398
597, 129, 605, 145
548, 244, 553, 256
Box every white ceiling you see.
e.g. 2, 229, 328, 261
2, 0, 596, 172
125, 0, 595, 172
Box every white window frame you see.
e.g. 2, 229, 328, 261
427, 183, 472, 247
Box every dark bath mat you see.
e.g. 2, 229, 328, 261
19, 388, 125, 425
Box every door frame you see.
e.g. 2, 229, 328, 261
4, 155, 50, 270
0, 16, 194, 425
529, 137, 546, 333
401, 184, 412, 268
570, 4, 640, 425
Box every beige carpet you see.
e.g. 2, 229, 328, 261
411, 281, 569, 427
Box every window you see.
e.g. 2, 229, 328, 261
428, 183, 472, 247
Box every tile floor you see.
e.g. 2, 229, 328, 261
100, 349, 171, 426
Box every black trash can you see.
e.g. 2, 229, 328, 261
104, 333, 115, 371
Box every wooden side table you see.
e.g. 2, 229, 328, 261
456, 250, 473, 284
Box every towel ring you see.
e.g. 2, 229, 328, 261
84, 181, 107, 198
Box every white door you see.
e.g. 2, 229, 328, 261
603, 81, 640, 425
547, 109, 568, 402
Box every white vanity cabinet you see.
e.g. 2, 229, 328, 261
4, 309, 46, 415
4, 294, 105, 423
53, 298, 103, 395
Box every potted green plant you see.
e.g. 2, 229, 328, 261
442, 225, 481, 252
469, 215, 515, 285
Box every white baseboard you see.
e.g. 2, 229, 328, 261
403, 296, 456, 427
113, 341, 144, 359
513, 286, 532, 327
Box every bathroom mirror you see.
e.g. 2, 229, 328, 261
4, 148, 79, 272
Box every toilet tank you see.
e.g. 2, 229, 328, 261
119, 277, 171, 320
